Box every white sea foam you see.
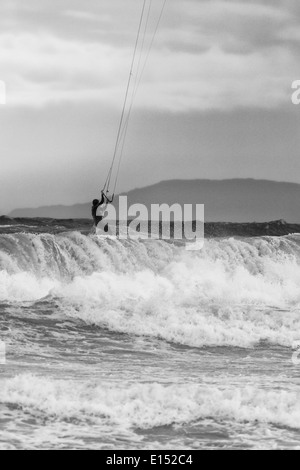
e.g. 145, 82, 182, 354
1, 233, 300, 347
1, 374, 300, 431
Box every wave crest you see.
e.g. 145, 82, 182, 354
1, 233, 300, 347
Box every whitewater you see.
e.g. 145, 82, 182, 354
1, 224, 300, 449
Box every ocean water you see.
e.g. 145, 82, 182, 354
1, 222, 300, 450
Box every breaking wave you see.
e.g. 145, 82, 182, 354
1, 231, 300, 347
2, 374, 300, 431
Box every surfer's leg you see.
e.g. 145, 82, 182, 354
94, 216, 103, 227
95, 217, 110, 235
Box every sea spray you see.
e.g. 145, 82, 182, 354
1, 233, 300, 347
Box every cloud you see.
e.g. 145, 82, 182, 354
64, 10, 100, 22
165, 0, 292, 54
0, 0, 299, 112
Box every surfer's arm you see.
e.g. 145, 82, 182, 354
97, 193, 106, 207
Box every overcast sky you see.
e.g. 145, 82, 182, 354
1, 0, 300, 212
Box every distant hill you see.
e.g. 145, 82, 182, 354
8, 179, 300, 223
